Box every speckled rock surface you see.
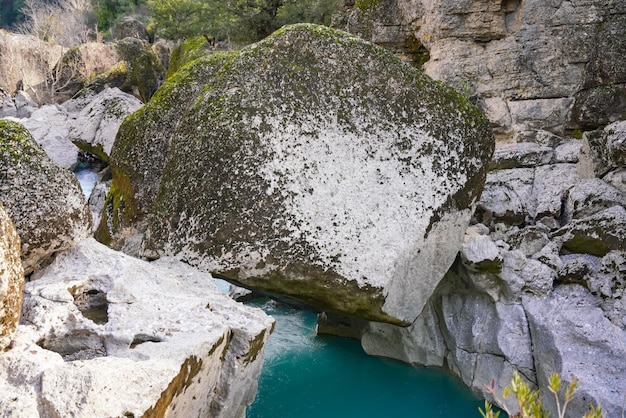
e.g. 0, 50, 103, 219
5, 105, 80, 169
0, 238, 274, 418
68, 87, 143, 162
0, 204, 24, 352
0, 120, 91, 274
100, 24, 494, 325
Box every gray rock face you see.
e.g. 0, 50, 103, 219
579, 120, 626, 178
489, 142, 553, 170
0, 120, 91, 274
339, 0, 626, 140
68, 87, 143, 162
0, 238, 274, 417
553, 205, 626, 256
101, 24, 494, 325
563, 178, 626, 223
0, 204, 24, 352
524, 286, 626, 418
344, 134, 626, 415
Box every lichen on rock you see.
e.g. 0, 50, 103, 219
101, 23, 494, 325
0, 119, 91, 274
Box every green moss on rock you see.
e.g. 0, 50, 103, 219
104, 23, 494, 324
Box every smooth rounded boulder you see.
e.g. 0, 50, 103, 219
100, 24, 494, 324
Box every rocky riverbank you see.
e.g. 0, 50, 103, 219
0, 2, 625, 416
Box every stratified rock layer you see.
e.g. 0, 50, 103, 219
0, 238, 274, 418
0, 120, 91, 273
340, 0, 626, 140
100, 24, 494, 325
0, 204, 24, 352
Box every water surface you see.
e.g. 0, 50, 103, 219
247, 299, 483, 418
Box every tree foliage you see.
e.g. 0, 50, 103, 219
93, 0, 146, 34
147, 0, 341, 42
0, 0, 26, 28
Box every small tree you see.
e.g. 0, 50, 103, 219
479, 371, 604, 418
17, 0, 93, 46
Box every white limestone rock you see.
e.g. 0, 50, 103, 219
489, 142, 553, 170
579, 121, 626, 178
563, 178, 626, 223
460, 228, 502, 273
0, 120, 91, 274
476, 168, 534, 225
553, 139, 582, 163
0, 204, 24, 352
553, 205, 626, 256
523, 285, 626, 418
528, 163, 579, 220
103, 24, 494, 325
0, 238, 274, 418
68, 87, 143, 161
12, 105, 80, 169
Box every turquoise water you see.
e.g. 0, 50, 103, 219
246, 299, 484, 418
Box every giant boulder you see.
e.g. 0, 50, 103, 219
100, 24, 494, 325
0, 120, 91, 274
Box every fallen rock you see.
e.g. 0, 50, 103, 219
553, 139, 582, 163
578, 121, 626, 178
528, 163, 579, 220
563, 178, 626, 223
553, 205, 626, 257
101, 24, 494, 325
0, 120, 91, 274
68, 87, 143, 162
10, 105, 80, 169
0, 204, 24, 352
489, 142, 553, 170
475, 168, 534, 225
0, 238, 274, 417
113, 17, 150, 42
523, 285, 626, 418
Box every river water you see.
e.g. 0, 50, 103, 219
245, 298, 483, 418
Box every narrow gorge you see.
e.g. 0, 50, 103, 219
0, 0, 625, 417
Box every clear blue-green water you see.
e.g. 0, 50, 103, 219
246, 299, 483, 418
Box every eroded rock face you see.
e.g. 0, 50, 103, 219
339, 0, 626, 140
0, 120, 91, 274
0, 238, 274, 417
0, 204, 24, 352
343, 134, 626, 416
100, 24, 494, 325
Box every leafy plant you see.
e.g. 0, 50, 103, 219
479, 371, 604, 418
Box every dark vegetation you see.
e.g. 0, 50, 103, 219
1, 0, 343, 45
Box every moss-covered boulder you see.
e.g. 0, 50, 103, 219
0, 203, 23, 351
0, 120, 91, 274
100, 24, 494, 324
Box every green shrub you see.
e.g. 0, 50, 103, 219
479, 371, 604, 418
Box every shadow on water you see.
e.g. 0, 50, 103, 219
246, 298, 484, 418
